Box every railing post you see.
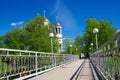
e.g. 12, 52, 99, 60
29, 52, 31, 74
115, 39, 120, 79
6, 51, 9, 80
19, 52, 22, 78
108, 44, 110, 51
35, 53, 38, 74
7, 51, 9, 55
63, 55, 65, 64
115, 40, 118, 47
107, 44, 110, 78
54, 55, 56, 67
7, 76, 9, 80
0, 48, 79, 80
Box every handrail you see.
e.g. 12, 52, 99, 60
0, 48, 79, 80
90, 31, 120, 79
0, 48, 68, 55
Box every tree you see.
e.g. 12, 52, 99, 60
62, 38, 71, 52
2, 15, 58, 53
0, 36, 6, 48
83, 18, 116, 57
74, 35, 83, 55
4, 28, 27, 49
23, 15, 58, 52
74, 35, 83, 48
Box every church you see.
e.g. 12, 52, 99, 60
43, 16, 62, 53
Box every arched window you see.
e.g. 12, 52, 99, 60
59, 28, 61, 34
56, 28, 57, 34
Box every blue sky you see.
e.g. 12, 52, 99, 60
0, 0, 120, 40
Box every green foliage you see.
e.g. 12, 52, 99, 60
4, 28, 27, 49
53, 37, 59, 53
74, 35, 83, 47
0, 17, 117, 56
62, 38, 79, 55
1, 15, 58, 53
64, 42, 80, 55
73, 35, 83, 55
0, 36, 6, 47
62, 38, 71, 52
23, 16, 55, 52
63, 19, 116, 56
83, 18, 116, 57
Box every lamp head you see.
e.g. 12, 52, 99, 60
90, 43, 93, 46
49, 33, 54, 38
93, 28, 99, 34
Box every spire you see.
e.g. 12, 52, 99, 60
43, 10, 46, 18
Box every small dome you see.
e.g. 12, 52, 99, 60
44, 18, 49, 22
43, 18, 50, 25
55, 22, 61, 26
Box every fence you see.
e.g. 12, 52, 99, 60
0, 48, 78, 80
90, 31, 120, 80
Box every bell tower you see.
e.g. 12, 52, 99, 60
54, 22, 62, 53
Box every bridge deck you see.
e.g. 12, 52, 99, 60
29, 59, 93, 80
76, 59, 93, 80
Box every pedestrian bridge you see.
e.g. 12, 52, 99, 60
0, 31, 120, 80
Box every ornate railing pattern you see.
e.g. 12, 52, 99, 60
90, 31, 120, 80
0, 48, 78, 80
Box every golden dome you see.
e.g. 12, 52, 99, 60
44, 18, 49, 22
43, 18, 50, 25
55, 22, 61, 26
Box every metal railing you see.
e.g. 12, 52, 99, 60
90, 31, 120, 80
0, 48, 78, 80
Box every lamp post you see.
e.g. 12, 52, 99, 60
93, 28, 100, 65
76, 48, 78, 55
49, 33, 54, 54
49, 33, 55, 66
89, 47, 91, 54
69, 45, 72, 55
69, 45, 73, 61
93, 28, 99, 50
56, 35, 60, 54
90, 43, 93, 54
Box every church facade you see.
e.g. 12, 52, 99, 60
54, 22, 62, 53
44, 17, 63, 53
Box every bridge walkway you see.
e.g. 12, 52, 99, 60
29, 59, 95, 80
76, 59, 93, 80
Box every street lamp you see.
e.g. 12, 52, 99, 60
69, 45, 72, 55
93, 28, 99, 50
49, 33, 55, 66
49, 33, 54, 54
89, 47, 91, 54
93, 28, 100, 65
90, 43, 93, 53
76, 48, 78, 54
56, 35, 60, 54
76, 48, 78, 51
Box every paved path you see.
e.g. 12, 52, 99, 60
77, 59, 93, 80
29, 59, 84, 80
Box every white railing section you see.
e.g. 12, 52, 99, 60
90, 31, 120, 80
0, 48, 79, 80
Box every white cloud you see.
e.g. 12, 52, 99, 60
10, 21, 24, 26
10, 23, 17, 26
18, 21, 24, 25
